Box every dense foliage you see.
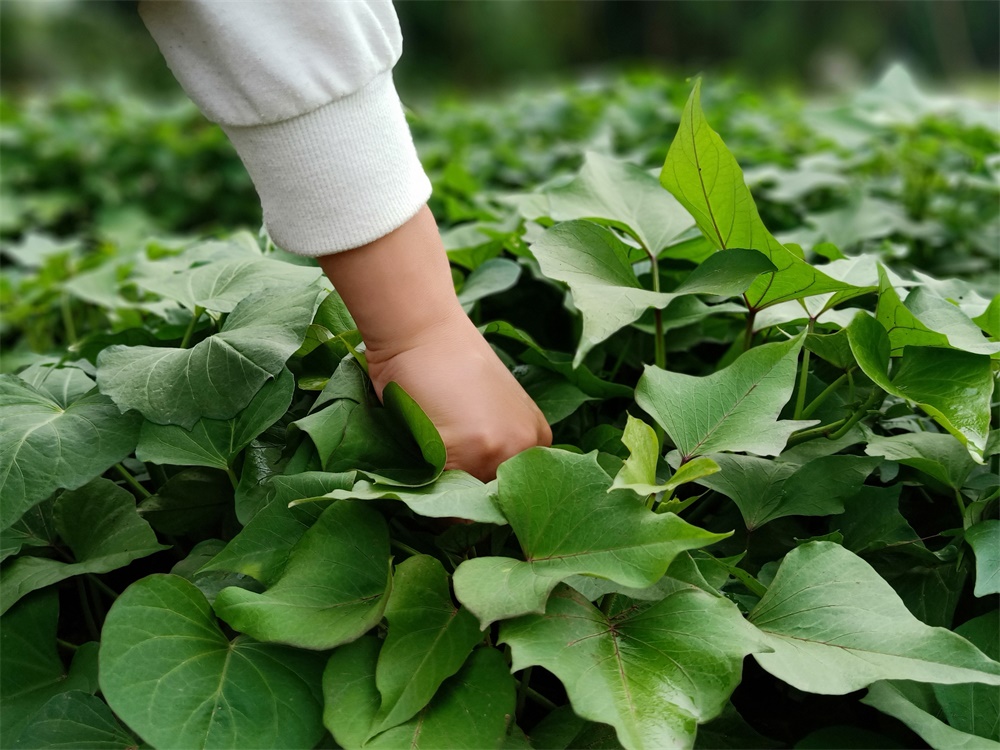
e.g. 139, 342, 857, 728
1, 67, 998, 750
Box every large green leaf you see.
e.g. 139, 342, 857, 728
530, 221, 678, 367
514, 365, 597, 424
456, 257, 521, 308
965, 520, 1000, 597
12, 691, 139, 750
0, 591, 99, 747
452, 448, 726, 626
863, 680, 1000, 750
135, 253, 323, 313
96, 284, 320, 428
325, 471, 506, 525
545, 151, 695, 254
136, 368, 294, 470
635, 335, 815, 460
697, 454, 880, 530
748, 542, 1000, 694
213, 501, 391, 650
0, 376, 141, 531
99, 574, 325, 750
834, 486, 921, 554
659, 80, 856, 309
15, 363, 96, 407
324, 640, 515, 750
934, 611, 1000, 742
500, 584, 768, 750
848, 312, 993, 461
0, 478, 167, 614
864, 432, 977, 489
370, 556, 483, 734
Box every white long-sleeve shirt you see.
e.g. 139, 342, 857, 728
139, 0, 432, 256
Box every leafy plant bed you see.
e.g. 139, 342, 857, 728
1, 71, 998, 749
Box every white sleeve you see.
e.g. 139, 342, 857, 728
139, 0, 432, 256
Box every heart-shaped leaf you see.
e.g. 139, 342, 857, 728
636, 334, 816, 460
748, 542, 1000, 694
1, 592, 99, 748
370, 556, 483, 734
545, 151, 695, 254
0, 478, 168, 614
97, 284, 320, 428
99, 574, 325, 750
864, 432, 977, 489
136, 368, 294, 470
0, 376, 141, 531
12, 691, 139, 750
323, 640, 515, 750
500, 583, 768, 750
659, 79, 858, 309
848, 312, 993, 461
213, 501, 391, 650
453, 448, 726, 626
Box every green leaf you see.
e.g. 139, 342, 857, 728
457, 257, 521, 307
213, 501, 391, 650
697, 454, 880, 530
1, 591, 99, 747
500, 584, 768, 750
453, 448, 727, 626
636, 335, 815, 460
199, 497, 327, 586
326, 471, 506, 525
659, 80, 857, 309
96, 284, 320, 428
0, 376, 141, 531
99, 574, 325, 750
16, 363, 96, 407
748, 542, 1000, 694
848, 312, 993, 462
134, 250, 323, 313
805, 329, 857, 370
136, 368, 294, 470
672, 248, 778, 298
863, 680, 1000, 750
864, 432, 977, 489
611, 414, 719, 497
531, 221, 678, 367
324, 639, 515, 750
137, 467, 232, 536
0, 500, 56, 563
370, 556, 483, 734
934, 611, 1000, 742
514, 365, 597, 424
13, 691, 139, 750
0, 478, 167, 614
973, 295, 1000, 339
965, 520, 1000, 597
834, 486, 921, 554
545, 151, 695, 254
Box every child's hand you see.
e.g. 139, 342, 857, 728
318, 204, 551, 481
365, 310, 551, 482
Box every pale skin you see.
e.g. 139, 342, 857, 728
317, 204, 552, 483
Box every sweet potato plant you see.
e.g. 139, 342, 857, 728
1, 70, 998, 749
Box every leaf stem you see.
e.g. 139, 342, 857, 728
115, 463, 151, 499
515, 666, 533, 717
785, 418, 849, 448
646, 245, 666, 446
61, 292, 77, 345
86, 574, 119, 601
801, 372, 849, 420
390, 539, 422, 559
56, 638, 79, 652
827, 390, 882, 441
76, 577, 100, 641
743, 304, 757, 352
954, 488, 967, 522
179, 305, 205, 349
524, 686, 559, 712
792, 320, 815, 420
225, 465, 239, 491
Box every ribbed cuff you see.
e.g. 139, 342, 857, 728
221, 70, 432, 257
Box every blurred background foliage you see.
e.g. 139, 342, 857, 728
2, 0, 998, 99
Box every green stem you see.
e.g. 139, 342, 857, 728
954, 488, 967, 521
801, 372, 849, 420
61, 293, 77, 345
179, 305, 204, 349
785, 418, 849, 448
827, 390, 882, 441
607, 330, 633, 382
730, 566, 768, 598
86, 574, 119, 601
743, 300, 757, 352
524, 686, 559, 712
515, 666, 533, 717
793, 320, 815, 420
115, 463, 151, 499
57, 638, 79, 652
225, 465, 239, 491
648, 247, 666, 447
76, 577, 100, 641
390, 539, 422, 559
